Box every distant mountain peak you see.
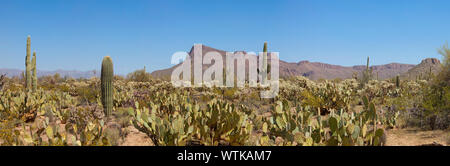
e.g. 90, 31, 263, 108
400, 58, 441, 80
188, 44, 226, 56
420, 58, 441, 65
298, 60, 310, 64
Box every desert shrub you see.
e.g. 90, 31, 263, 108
316, 78, 326, 83
39, 73, 64, 84
38, 74, 68, 91
422, 85, 449, 129
126, 69, 152, 82
75, 84, 99, 104
300, 90, 323, 109
223, 88, 237, 99
332, 78, 343, 83
114, 75, 125, 81
103, 126, 121, 146
113, 107, 132, 128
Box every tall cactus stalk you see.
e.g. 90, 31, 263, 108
32, 51, 37, 92
360, 56, 372, 86
25, 35, 32, 91
262, 42, 268, 84
395, 75, 400, 88
366, 56, 370, 74
101, 56, 114, 117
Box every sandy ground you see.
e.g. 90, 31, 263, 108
385, 128, 449, 146
120, 126, 154, 146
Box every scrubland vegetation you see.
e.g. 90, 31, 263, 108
0, 38, 448, 146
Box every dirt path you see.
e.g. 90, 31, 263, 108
120, 126, 154, 146
385, 128, 449, 146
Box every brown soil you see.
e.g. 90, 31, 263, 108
120, 126, 154, 146
385, 128, 449, 146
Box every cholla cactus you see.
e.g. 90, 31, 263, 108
0, 74, 5, 90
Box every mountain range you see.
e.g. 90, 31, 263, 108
0, 44, 441, 80
150, 45, 441, 80
0, 68, 99, 79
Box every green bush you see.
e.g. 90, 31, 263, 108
421, 43, 450, 129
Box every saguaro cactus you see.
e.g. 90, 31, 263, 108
366, 56, 372, 80
366, 56, 370, 72
361, 56, 372, 85
395, 75, 400, 88
101, 56, 114, 117
262, 42, 268, 84
25, 36, 31, 90
32, 51, 37, 92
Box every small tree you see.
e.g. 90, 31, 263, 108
422, 43, 450, 129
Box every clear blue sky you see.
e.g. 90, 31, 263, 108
1, 0, 449, 75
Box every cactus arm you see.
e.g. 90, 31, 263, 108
32, 51, 37, 92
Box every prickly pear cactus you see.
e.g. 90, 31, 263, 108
101, 56, 114, 117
